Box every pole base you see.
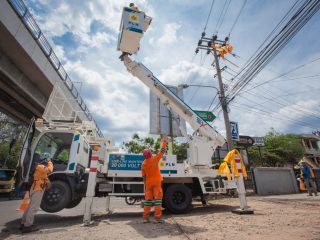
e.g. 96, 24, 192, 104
231, 208, 254, 215
81, 221, 94, 227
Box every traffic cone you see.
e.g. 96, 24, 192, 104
16, 191, 30, 212
299, 180, 305, 191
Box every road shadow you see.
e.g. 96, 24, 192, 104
0, 203, 238, 239
127, 218, 206, 239
106, 211, 206, 239
0, 213, 106, 239
186, 202, 237, 215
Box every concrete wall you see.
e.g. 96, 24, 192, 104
253, 167, 299, 195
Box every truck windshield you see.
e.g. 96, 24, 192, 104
0, 170, 15, 181
33, 132, 73, 167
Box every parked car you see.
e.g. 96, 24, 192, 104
0, 169, 16, 194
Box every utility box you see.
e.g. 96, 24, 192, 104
117, 7, 152, 54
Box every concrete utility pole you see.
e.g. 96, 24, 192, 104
212, 46, 233, 150
196, 34, 234, 150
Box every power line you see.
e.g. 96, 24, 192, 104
229, 0, 301, 81
216, 0, 231, 33
241, 56, 320, 93
233, 99, 319, 129
211, 0, 320, 113
241, 89, 320, 120
232, 103, 316, 130
207, 92, 219, 111
226, 0, 320, 101
187, 68, 212, 104
214, 0, 229, 32
228, 0, 247, 37
203, 0, 216, 32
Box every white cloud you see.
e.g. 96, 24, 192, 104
156, 23, 181, 45
24, 0, 320, 145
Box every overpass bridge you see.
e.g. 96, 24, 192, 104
0, 0, 102, 136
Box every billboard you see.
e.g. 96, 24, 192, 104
149, 85, 187, 137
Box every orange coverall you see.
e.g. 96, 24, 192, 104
141, 142, 167, 220
21, 160, 53, 228
31, 160, 53, 190
212, 43, 233, 59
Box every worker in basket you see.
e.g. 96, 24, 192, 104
129, 3, 139, 11
19, 152, 53, 233
141, 135, 168, 223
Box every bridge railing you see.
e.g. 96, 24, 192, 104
7, 0, 103, 137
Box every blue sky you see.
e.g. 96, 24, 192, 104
25, 0, 320, 145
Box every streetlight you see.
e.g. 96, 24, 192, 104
178, 84, 219, 93
178, 83, 220, 111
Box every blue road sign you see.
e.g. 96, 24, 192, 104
230, 121, 239, 141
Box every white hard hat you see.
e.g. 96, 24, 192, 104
41, 152, 51, 159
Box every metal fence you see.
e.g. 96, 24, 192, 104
7, 0, 103, 137
244, 170, 255, 191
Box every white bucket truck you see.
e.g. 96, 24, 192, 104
16, 6, 237, 218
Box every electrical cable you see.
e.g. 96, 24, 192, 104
224, 0, 320, 106
232, 103, 315, 130
203, 0, 216, 33
207, 92, 219, 111
241, 56, 320, 92
214, 0, 228, 32
187, 68, 212, 104
241, 89, 320, 120
228, 0, 247, 37
216, 0, 231, 33
233, 97, 319, 128
229, 0, 301, 82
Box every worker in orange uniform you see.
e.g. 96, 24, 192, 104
212, 43, 233, 60
141, 135, 168, 223
19, 152, 53, 233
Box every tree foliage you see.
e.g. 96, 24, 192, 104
0, 113, 26, 169
248, 128, 304, 167
122, 133, 188, 162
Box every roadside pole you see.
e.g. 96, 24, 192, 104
231, 151, 253, 214
212, 45, 233, 150
195, 34, 233, 150
82, 155, 99, 226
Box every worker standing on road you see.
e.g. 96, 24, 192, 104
19, 152, 53, 233
300, 160, 318, 196
141, 135, 168, 223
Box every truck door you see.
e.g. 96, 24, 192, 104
16, 117, 36, 187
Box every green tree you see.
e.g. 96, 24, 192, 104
248, 128, 304, 167
0, 113, 26, 169
122, 133, 188, 162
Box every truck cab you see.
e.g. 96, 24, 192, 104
17, 119, 92, 212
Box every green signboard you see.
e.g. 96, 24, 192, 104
194, 111, 216, 122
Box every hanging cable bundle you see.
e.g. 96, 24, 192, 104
212, 0, 320, 112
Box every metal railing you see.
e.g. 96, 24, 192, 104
7, 0, 103, 137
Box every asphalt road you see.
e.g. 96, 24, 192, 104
1, 193, 319, 240
0, 194, 139, 232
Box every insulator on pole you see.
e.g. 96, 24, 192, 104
195, 48, 199, 54
212, 35, 217, 41
201, 32, 206, 37
198, 40, 202, 46
207, 49, 211, 55
207, 41, 212, 47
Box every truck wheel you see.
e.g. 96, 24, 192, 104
66, 197, 83, 209
164, 184, 192, 214
41, 180, 71, 213
125, 197, 136, 205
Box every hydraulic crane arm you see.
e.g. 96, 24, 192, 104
121, 54, 226, 149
